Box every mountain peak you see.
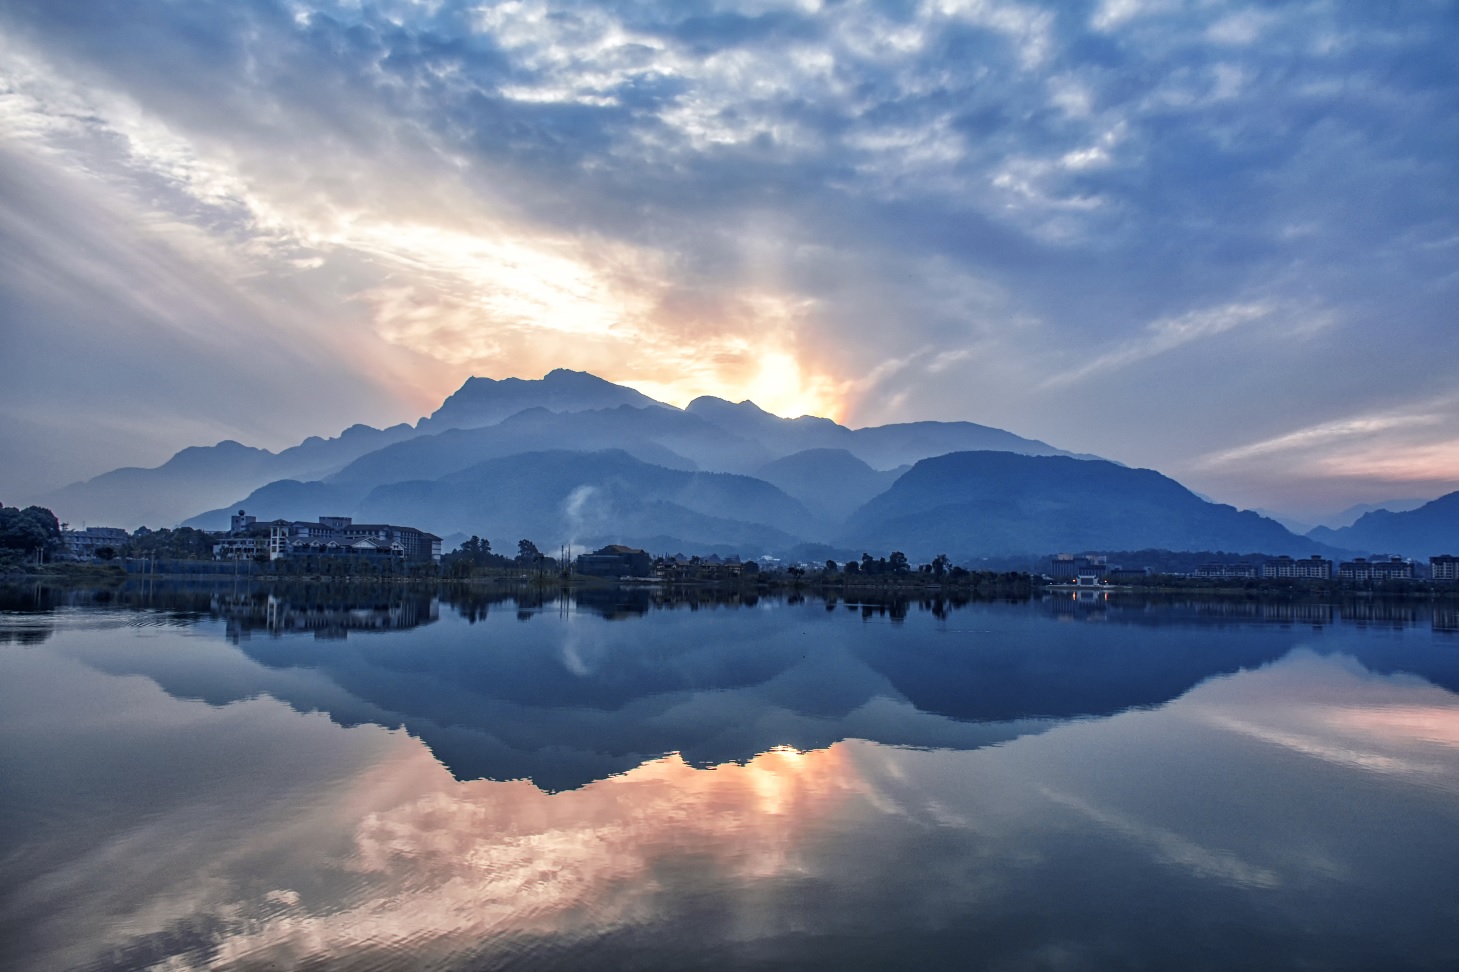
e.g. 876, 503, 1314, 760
543, 367, 605, 382
686, 395, 770, 416
419, 370, 667, 434
686, 396, 838, 426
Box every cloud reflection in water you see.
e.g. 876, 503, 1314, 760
4, 604, 1459, 970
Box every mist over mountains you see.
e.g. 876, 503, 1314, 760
40, 369, 1386, 560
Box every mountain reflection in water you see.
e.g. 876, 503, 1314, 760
2, 585, 1459, 970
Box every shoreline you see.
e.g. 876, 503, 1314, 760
4, 564, 1457, 601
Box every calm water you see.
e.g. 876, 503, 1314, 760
3, 585, 1459, 971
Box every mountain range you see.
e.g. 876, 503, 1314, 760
1306, 492, 1459, 560
37, 368, 1410, 561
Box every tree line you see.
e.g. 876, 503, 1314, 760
442, 537, 559, 577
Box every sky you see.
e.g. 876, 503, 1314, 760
1, 0, 1456, 520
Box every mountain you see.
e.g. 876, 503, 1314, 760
192, 448, 1349, 563
191, 450, 814, 553
685, 396, 1073, 468
1306, 491, 1459, 559
49, 362, 1375, 562
1252, 509, 1315, 535
1312, 498, 1431, 531
41, 440, 275, 529
39, 371, 664, 529
840, 451, 1338, 560
43, 370, 1096, 529
360, 449, 813, 546
754, 449, 907, 522
415, 368, 666, 434
184, 480, 373, 532
39, 423, 417, 529
328, 405, 767, 486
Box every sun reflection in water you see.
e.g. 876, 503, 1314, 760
210, 742, 866, 968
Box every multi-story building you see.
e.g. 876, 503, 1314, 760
1339, 556, 1414, 581
62, 526, 130, 558
1261, 555, 1333, 580
238, 515, 441, 563
1050, 554, 1107, 581
1192, 562, 1259, 579
212, 535, 266, 560
1050, 554, 1109, 586
1431, 555, 1459, 582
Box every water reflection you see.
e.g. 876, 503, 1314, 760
6, 581, 1459, 630
3, 621, 1458, 970
4, 584, 1459, 792
212, 593, 441, 642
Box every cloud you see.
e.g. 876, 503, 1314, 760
1039, 301, 1277, 388
1188, 397, 1459, 513
0, 0, 1456, 509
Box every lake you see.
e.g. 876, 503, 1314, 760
3, 584, 1459, 970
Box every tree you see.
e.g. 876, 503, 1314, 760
0, 504, 63, 555
844, 560, 860, 575
517, 539, 542, 564
124, 526, 212, 560
96, 546, 117, 561
931, 554, 950, 579
442, 536, 512, 576
889, 551, 910, 574
824, 559, 839, 573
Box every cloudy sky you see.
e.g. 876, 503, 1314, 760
1, 0, 1456, 518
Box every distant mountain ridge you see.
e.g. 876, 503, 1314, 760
188, 449, 810, 554
684, 395, 1084, 469
40, 424, 417, 529
1306, 491, 1459, 559
47, 368, 1337, 561
417, 369, 666, 434
840, 451, 1347, 560
754, 449, 906, 522
51, 370, 1076, 528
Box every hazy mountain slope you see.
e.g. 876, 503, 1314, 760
416, 368, 667, 434
684, 397, 848, 456
755, 449, 907, 522
685, 396, 1075, 468
328, 405, 770, 486
40, 423, 418, 529
41, 371, 669, 528
41, 440, 276, 529
1306, 491, 1459, 558
182, 480, 375, 532
848, 420, 1075, 468
840, 451, 1331, 559
356, 450, 810, 549
43, 370, 1091, 529
1311, 498, 1431, 531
